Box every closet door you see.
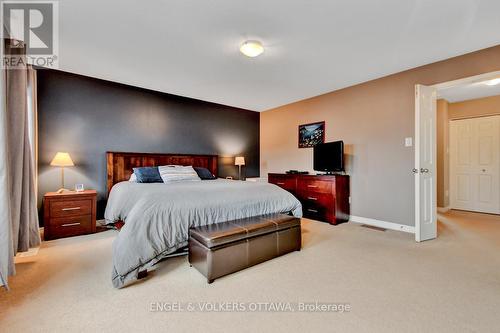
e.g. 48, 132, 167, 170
450, 116, 500, 214
450, 119, 474, 211
475, 116, 500, 213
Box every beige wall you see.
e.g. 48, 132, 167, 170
436, 99, 449, 208
449, 94, 500, 119
261, 45, 500, 226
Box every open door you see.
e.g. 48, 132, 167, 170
415, 84, 437, 242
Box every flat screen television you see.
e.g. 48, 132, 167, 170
313, 141, 344, 173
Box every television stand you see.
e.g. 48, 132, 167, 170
268, 173, 350, 225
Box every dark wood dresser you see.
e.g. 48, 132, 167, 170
268, 173, 350, 225
43, 190, 97, 240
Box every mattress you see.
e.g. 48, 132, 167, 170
104, 179, 302, 288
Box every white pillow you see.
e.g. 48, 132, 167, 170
158, 165, 201, 183
129, 173, 137, 182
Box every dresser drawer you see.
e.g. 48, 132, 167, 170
50, 199, 92, 217
47, 215, 92, 238
297, 179, 332, 194
298, 192, 334, 207
269, 175, 296, 192
302, 202, 332, 222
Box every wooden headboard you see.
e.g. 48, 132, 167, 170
106, 152, 218, 195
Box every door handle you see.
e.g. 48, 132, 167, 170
420, 168, 429, 173
412, 168, 419, 174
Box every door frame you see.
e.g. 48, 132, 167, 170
414, 70, 500, 242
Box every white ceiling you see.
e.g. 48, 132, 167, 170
438, 79, 500, 103
55, 0, 500, 111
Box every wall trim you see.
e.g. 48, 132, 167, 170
350, 215, 415, 234
432, 70, 500, 90
437, 206, 451, 213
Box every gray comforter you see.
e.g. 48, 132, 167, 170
104, 179, 302, 288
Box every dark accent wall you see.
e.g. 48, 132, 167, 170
37, 69, 260, 219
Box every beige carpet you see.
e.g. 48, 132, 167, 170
1, 211, 499, 332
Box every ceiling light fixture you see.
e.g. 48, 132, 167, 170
485, 78, 500, 86
240, 40, 264, 58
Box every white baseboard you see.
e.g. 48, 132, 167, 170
350, 215, 415, 234
437, 206, 451, 213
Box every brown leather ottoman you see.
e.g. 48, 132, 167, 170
189, 213, 301, 283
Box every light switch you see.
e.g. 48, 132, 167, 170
405, 137, 413, 147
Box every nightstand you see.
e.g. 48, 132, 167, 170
43, 190, 97, 240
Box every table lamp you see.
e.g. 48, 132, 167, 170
50, 152, 74, 193
235, 156, 245, 180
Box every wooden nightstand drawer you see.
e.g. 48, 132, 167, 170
48, 215, 92, 238
43, 190, 97, 240
50, 199, 92, 217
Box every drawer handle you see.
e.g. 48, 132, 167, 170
61, 207, 81, 211
61, 222, 81, 227
307, 208, 318, 213
307, 197, 317, 201
277, 182, 285, 185
307, 185, 318, 188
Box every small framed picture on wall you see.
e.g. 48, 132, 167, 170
298, 121, 325, 148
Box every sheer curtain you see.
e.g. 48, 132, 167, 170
0, 39, 41, 289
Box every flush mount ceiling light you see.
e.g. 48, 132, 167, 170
240, 40, 264, 58
484, 78, 500, 86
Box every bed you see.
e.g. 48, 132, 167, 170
104, 152, 302, 288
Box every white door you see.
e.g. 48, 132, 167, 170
450, 116, 500, 214
415, 85, 437, 242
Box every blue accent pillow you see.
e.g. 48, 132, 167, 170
133, 167, 163, 183
194, 167, 216, 180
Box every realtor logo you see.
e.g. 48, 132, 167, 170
1, 1, 59, 68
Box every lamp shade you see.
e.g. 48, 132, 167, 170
50, 152, 74, 167
234, 156, 245, 166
